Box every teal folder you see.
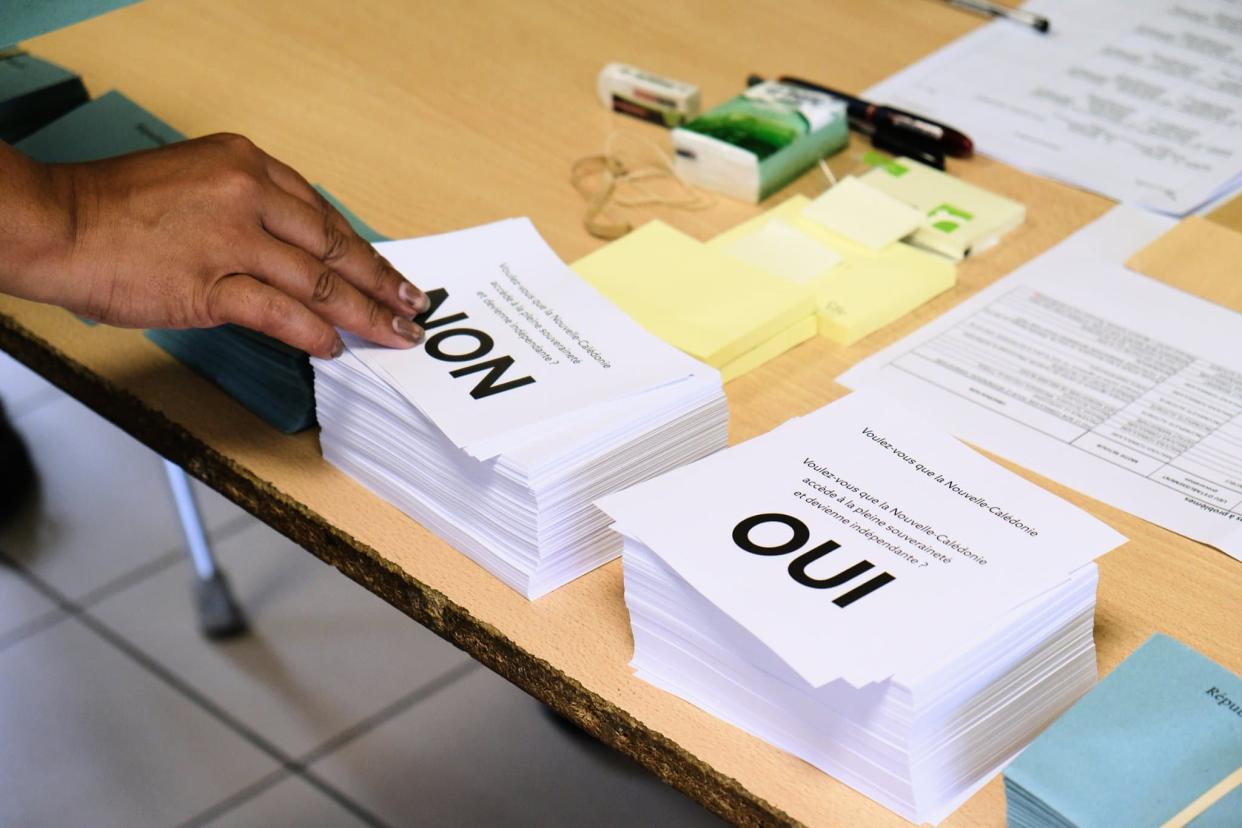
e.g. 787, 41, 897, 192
0, 52, 88, 142
2, 1, 141, 48
14, 89, 178, 159
15, 91, 389, 433
1005, 634, 1242, 828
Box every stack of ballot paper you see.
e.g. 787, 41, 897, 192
14, 91, 378, 434
313, 218, 727, 599
709, 194, 956, 345
571, 221, 817, 381
1005, 634, 1242, 828
598, 390, 1126, 824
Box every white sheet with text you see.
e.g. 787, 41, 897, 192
840, 206, 1242, 561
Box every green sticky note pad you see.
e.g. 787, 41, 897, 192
859, 156, 1025, 260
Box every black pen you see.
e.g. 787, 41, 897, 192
943, 0, 1050, 34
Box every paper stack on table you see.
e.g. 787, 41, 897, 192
313, 218, 728, 599
598, 390, 1126, 824
1005, 634, 1242, 828
571, 221, 817, 382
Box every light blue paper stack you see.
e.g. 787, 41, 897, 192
16, 90, 386, 433
1005, 634, 1242, 828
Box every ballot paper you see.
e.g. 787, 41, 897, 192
866, 0, 1242, 216
840, 205, 1242, 563
349, 218, 709, 460
1005, 634, 1242, 828
601, 389, 1123, 687
599, 390, 1125, 823
314, 219, 728, 598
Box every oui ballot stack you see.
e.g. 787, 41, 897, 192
313, 218, 726, 599
598, 391, 1126, 824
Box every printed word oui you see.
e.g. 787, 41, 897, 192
732, 513, 895, 608
415, 288, 536, 399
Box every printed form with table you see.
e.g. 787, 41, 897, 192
3, 1, 1242, 826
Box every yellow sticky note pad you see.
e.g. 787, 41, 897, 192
709, 195, 956, 345
815, 245, 955, 345
571, 221, 816, 369
717, 218, 843, 284
718, 315, 818, 383
711, 196, 855, 306
800, 176, 926, 250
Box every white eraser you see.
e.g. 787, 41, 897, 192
597, 62, 700, 127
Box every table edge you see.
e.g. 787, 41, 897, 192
0, 311, 803, 827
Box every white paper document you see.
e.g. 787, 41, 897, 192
348, 218, 704, 458
866, 0, 1242, 215
599, 390, 1124, 687
840, 205, 1242, 561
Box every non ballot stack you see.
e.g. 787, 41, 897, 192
1005, 634, 1242, 828
598, 391, 1126, 824
313, 218, 727, 598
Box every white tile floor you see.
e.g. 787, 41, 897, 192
0, 352, 722, 828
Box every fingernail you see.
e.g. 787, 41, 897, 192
392, 316, 424, 345
399, 282, 429, 314
330, 337, 345, 358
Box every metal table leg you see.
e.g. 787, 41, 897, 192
163, 460, 247, 639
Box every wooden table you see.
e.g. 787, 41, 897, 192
5, 2, 1240, 825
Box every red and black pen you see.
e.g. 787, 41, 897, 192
774, 75, 974, 159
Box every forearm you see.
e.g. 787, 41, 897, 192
0, 142, 75, 303
0, 134, 427, 357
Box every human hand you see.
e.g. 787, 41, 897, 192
7, 133, 427, 358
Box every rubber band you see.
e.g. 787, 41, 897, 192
571, 131, 714, 240
818, 158, 838, 188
